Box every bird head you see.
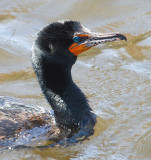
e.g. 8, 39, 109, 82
33, 20, 126, 66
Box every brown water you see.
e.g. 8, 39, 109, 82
0, 0, 151, 159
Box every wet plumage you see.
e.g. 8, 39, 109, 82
0, 20, 126, 149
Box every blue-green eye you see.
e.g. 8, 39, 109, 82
73, 36, 80, 43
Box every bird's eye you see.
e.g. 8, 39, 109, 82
73, 36, 80, 43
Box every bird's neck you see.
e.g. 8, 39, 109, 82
33, 59, 94, 129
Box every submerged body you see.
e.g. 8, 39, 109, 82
0, 20, 126, 148
0, 97, 94, 148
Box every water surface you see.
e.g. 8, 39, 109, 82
0, 0, 151, 159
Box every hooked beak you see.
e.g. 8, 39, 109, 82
69, 32, 127, 56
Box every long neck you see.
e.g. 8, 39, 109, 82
33, 56, 94, 129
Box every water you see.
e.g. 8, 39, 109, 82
0, 0, 151, 159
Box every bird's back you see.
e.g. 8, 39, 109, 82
0, 96, 59, 149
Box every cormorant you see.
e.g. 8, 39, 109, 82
0, 20, 126, 148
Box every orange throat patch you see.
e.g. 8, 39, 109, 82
69, 43, 91, 56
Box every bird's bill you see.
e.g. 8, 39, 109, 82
69, 32, 127, 56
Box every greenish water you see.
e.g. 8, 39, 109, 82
0, 0, 151, 159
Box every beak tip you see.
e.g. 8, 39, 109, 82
118, 33, 127, 41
